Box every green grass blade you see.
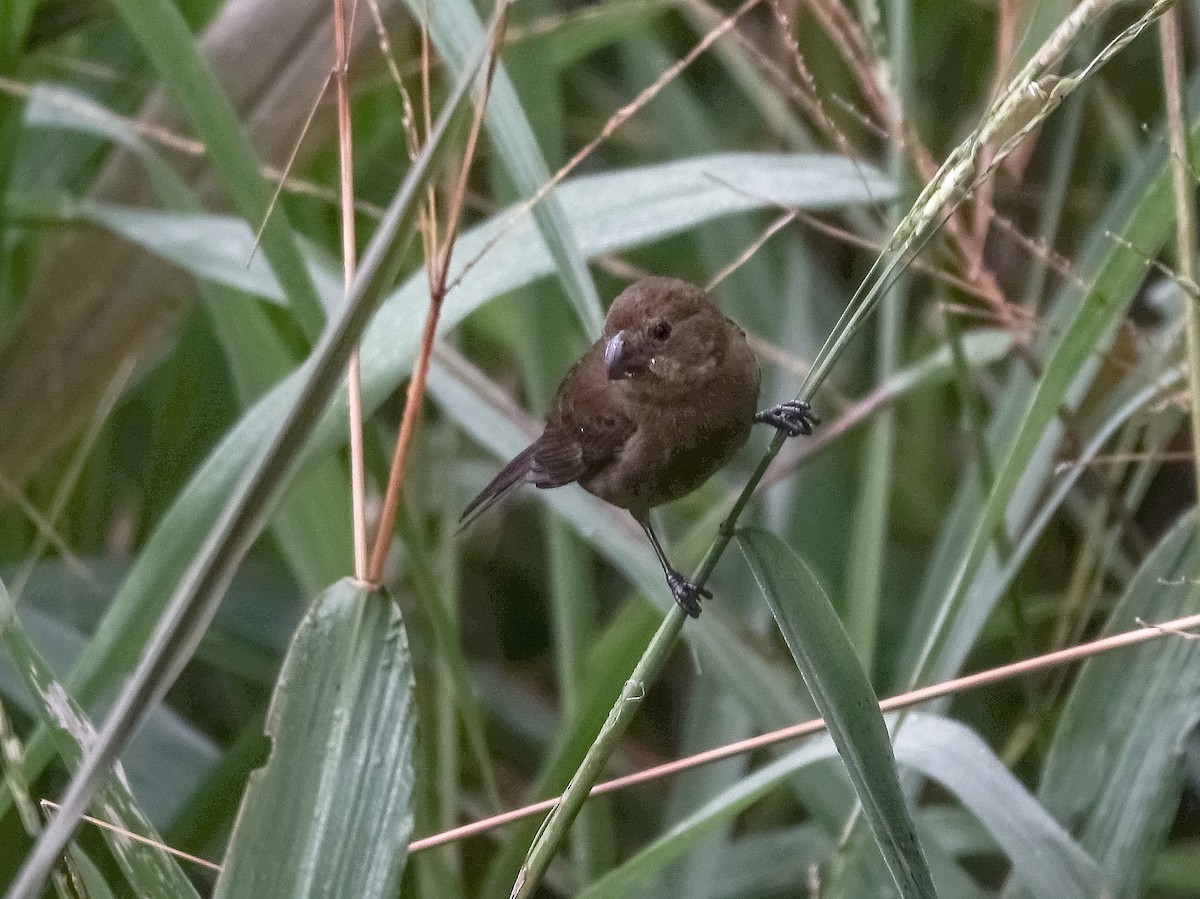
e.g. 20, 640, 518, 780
0, 583, 199, 898
897, 716, 1101, 899
1013, 510, 1200, 898
213, 580, 416, 899
903, 95, 1200, 690
736, 528, 935, 898
108, 0, 326, 338
76, 153, 890, 314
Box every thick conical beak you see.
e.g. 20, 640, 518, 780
604, 331, 649, 380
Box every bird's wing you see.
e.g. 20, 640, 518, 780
533, 407, 633, 488
460, 339, 635, 526
528, 428, 586, 487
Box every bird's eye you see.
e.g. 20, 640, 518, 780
652, 320, 672, 341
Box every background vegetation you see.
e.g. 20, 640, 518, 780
0, 0, 1198, 896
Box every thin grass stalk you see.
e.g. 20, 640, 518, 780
511, 609, 686, 899
1159, 7, 1200, 494
511, 4, 1160, 895
1, 26, 499, 895
331, 0, 369, 579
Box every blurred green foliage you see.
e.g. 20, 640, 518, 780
1, 0, 1199, 897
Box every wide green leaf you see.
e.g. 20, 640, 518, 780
214, 580, 416, 899
78, 152, 891, 315
736, 527, 935, 898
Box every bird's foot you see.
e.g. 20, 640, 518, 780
666, 570, 711, 619
755, 401, 819, 438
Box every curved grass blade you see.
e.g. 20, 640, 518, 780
736, 528, 935, 898
213, 580, 415, 899
899, 717, 1101, 899
76, 153, 891, 314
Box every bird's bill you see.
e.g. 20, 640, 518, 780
604, 330, 650, 380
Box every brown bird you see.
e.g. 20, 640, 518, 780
461, 276, 817, 617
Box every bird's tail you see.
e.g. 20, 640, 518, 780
458, 444, 537, 532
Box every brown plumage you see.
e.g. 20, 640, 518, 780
461, 276, 816, 617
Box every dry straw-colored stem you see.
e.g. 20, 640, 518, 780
37, 801, 221, 872
331, 0, 369, 580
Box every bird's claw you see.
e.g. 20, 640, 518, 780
755, 400, 819, 438
666, 570, 711, 618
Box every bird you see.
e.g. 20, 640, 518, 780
460, 276, 817, 618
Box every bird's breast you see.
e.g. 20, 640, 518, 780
580, 383, 755, 512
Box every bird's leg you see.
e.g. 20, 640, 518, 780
755, 400, 820, 438
636, 515, 710, 618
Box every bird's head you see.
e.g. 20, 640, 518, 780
601, 277, 738, 395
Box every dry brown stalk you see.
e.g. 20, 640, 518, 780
366, 2, 511, 582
